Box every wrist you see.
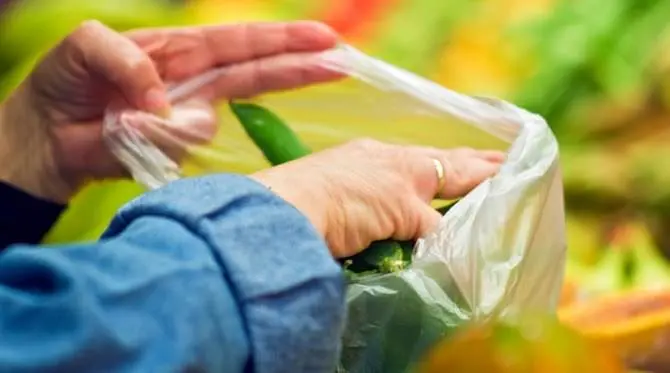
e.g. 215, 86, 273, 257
250, 167, 329, 239
0, 86, 76, 203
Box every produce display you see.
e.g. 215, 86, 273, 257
560, 289, 670, 370
417, 315, 626, 373
3, 0, 670, 370
559, 221, 670, 369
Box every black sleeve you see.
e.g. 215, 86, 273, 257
0, 181, 66, 249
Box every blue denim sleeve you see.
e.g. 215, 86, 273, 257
0, 174, 345, 373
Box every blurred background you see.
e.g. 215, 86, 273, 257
3, 0, 670, 338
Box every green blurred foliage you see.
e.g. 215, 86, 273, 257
0, 0, 185, 97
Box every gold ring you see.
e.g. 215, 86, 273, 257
432, 158, 446, 197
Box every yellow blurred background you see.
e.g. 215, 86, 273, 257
2, 0, 670, 370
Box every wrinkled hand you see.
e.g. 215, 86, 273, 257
0, 20, 340, 202
252, 139, 505, 258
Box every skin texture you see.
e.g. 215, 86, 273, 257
251, 140, 504, 258
0, 20, 341, 202
0, 20, 505, 258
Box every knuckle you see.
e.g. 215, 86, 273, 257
64, 20, 107, 58
453, 147, 476, 156
124, 56, 154, 76
445, 159, 470, 194
391, 174, 411, 193
79, 19, 104, 31
347, 137, 383, 152
389, 148, 413, 172
106, 50, 154, 84
71, 20, 103, 42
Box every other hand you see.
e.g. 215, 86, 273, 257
252, 139, 505, 258
0, 20, 340, 202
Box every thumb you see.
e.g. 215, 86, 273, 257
65, 21, 170, 116
120, 99, 217, 163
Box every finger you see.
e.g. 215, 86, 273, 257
475, 149, 506, 163
122, 100, 218, 161
128, 21, 339, 81
71, 100, 217, 180
413, 146, 506, 164
66, 21, 169, 115
179, 52, 344, 100
161, 99, 218, 144
439, 158, 500, 199
403, 147, 501, 201
405, 154, 448, 202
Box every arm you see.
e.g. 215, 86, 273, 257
0, 174, 345, 373
0, 100, 67, 248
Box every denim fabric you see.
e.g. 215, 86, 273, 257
0, 174, 345, 373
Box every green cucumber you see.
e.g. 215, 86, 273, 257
341, 201, 457, 276
229, 101, 311, 165
229, 101, 459, 277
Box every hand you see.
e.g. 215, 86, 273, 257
0, 20, 340, 203
251, 139, 505, 258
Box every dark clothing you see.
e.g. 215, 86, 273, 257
0, 181, 66, 249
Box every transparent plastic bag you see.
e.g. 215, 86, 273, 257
103, 44, 566, 372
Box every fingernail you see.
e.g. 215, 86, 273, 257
145, 88, 171, 118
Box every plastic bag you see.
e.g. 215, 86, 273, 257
103, 44, 566, 372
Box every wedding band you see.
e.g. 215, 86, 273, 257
432, 158, 446, 197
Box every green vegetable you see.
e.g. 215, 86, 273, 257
229, 101, 459, 278
229, 101, 311, 165
340, 201, 457, 275
343, 240, 414, 274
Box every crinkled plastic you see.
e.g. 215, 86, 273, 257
103, 44, 566, 372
